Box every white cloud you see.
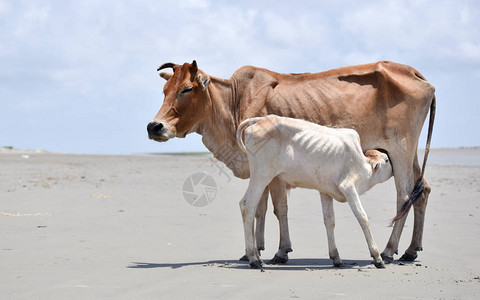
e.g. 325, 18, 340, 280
13, 2, 50, 37
459, 42, 480, 62
0, 0, 11, 15
178, 0, 209, 10
342, 51, 384, 66
1, 0, 480, 153
336, 0, 480, 70
263, 12, 301, 47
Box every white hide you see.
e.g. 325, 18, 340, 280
237, 115, 392, 268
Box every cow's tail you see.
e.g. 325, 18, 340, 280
236, 117, 261, 154
391, 94, 436, 224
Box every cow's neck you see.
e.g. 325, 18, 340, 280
196, 76, 249, 178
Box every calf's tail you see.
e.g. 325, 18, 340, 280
236, 117, 261, 154
391, 95, 436, 224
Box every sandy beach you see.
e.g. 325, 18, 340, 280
1, 148, 479, 299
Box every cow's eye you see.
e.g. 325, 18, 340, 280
181, 87, 193, 94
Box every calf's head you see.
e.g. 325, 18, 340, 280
147, 60, 211, 142
365, 149, 393, 184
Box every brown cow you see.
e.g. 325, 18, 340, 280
147, 60, 435, 266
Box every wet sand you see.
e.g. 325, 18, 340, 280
1, 148, 479, 299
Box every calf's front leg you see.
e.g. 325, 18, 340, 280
340, 184, 385, 269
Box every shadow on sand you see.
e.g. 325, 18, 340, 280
128, 258, 378, 271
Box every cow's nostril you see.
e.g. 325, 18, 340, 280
147, 122, 164, 136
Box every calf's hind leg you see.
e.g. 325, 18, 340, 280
239, 187, 268, 261
320, 193, 343, 267
239, 176, 272, 269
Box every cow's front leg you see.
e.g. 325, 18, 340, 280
239, 187, 268, 262
255, 188, 269, 253
320, 193, 343, 267
239, 179, 270, 269
267, 177, 292, 265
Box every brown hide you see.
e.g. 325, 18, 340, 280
149, 60, 435, 181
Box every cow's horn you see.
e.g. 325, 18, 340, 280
157, 63, 177, 72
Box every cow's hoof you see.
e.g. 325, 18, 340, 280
239, 255, 249, 261
267, 254, 289, 265
249, 261, 263, 269
374, 261, 386, 269
380, 253, 394, 264
333, 262, 345, 268
399, 251, 418, 262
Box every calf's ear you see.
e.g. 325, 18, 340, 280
370, 160, 380, 173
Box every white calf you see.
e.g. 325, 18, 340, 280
236, 115, 393, 269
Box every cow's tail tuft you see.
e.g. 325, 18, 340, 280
236, 117, 261, 154
391, 94, 436, 225
390, 178, 425, 225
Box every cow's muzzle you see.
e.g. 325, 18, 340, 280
147, 121, 171, 142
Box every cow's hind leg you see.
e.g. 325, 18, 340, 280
267, 177, 292, 264
340, 184, 385, 268
239, 187, 268, 261
379, 147, 412, 263
320, 193, 343, 267
381, 148, 426, 264
400, 176, 431, 261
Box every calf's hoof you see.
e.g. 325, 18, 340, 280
380, 253, 394, 264
399, 251, 418, 262
240, 249, 263, 262
239, 254, 249, 261
249, 261, 263, 269
267, 254, 289, 265
374, 261, 386, 269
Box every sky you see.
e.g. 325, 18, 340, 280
0, 0, 479, 154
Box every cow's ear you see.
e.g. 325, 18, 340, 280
189, 60, 198, 81
159, 71, 173, 80
196, 73, 210, 90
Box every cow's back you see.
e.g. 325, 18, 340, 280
235, 61, 435, 151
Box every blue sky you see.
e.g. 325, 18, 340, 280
1, 0, 479, 154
